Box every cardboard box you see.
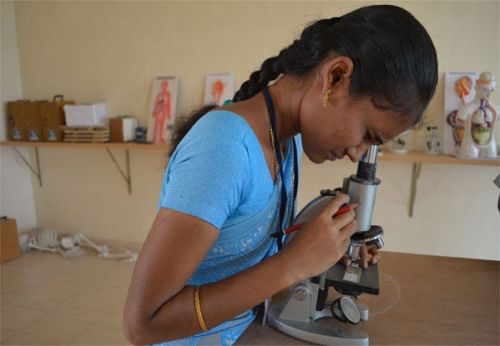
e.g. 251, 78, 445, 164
0, 218, 20, 263
63, 103, 107, 126
41, 96, 74, 141
6, 101, 28, 141
109, 116, 138, 142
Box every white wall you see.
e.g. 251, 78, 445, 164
0, 1, 37, 231
7, 1, 500, 260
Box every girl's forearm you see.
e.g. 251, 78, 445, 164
137, 251, 298, 344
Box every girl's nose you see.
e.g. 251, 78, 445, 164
346, 143, 368, 162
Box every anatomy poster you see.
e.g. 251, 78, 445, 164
204, 73, 234, 106
147, 76, 179, 144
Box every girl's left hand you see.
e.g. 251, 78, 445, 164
340, 244, 381, 269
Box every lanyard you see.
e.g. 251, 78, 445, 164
262, 87, 298, 250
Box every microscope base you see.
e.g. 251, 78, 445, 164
267, 263, 379, 345
267, 302, 369, 346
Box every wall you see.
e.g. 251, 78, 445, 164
11, 1, 500, 259
0, 0, 37, 231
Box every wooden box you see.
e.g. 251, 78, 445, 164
6, 101, 28, 141
61, 126, 110, 142
0, 218, 20, 263
24, 101, 44, 142
41, 96, 74, 141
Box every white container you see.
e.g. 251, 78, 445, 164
122, 117, 138, 142
424, 126, 441, 155
63, 103, 107, 126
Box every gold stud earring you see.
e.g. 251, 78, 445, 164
323, 89, 332, 107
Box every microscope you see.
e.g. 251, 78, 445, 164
267, 145, 384, 345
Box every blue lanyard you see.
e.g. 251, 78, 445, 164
262, 87, 298, 250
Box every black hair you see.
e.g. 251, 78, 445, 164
170, 4, 438, 155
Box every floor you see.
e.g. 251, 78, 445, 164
1, 250, 134, 345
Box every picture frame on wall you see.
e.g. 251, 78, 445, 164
443, 71, 479, 155
147, 76, 179, 144
204, 73, 234, 106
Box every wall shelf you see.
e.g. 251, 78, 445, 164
378, 150, 500, 167
0, 140, 167, 150
2, 142, 498, 213
4, 142, 497, 164
1, 140, 170, 194
378, 150, 499, 217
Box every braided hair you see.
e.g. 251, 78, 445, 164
170, 5, 438, 154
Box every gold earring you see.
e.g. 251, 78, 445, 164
323, 89, 332, 107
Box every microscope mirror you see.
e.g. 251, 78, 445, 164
340, 297, 361, 324
331, 297, 361, 325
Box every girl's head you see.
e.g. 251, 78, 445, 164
235, 5, 437, 119
232, 4, 438, 162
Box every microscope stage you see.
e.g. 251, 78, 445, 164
312, 263, 380, 296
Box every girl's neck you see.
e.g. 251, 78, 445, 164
266, 76, 306, 144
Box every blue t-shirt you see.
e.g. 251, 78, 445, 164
156, 110, 302, 346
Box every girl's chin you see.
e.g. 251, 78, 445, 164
304, 152, 330, 164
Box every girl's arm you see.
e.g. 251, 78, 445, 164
123, 194, 355, 345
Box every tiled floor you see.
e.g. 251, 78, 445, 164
1, 250, 134, 345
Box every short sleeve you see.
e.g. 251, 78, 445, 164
160, 132, 250, 229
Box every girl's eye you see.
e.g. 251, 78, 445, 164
364, 130, 376, 143
365, 130, 384, 145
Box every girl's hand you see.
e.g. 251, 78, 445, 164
340, 244, 381, 269
278, 193, 358, 282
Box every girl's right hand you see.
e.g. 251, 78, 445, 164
278, 193, 358, 282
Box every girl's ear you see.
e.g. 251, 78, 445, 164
320, 56, 354, 96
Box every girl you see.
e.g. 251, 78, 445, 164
124, 5, 438, 345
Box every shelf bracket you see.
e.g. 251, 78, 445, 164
106, 148, 132, 194
408, 162, 422, 217
12, 146, 42, 187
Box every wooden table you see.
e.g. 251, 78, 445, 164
237, 252, 499, 345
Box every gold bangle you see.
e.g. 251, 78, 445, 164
193, 286, 209, 332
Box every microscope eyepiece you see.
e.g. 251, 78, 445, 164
355, 145, 379, 182
361, 145, 379, 164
